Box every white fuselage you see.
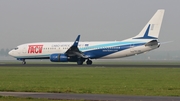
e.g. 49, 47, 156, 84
9, 39, 159, 59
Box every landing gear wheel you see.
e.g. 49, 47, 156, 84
77, 61, 83, 65
22, 61, 26, 65
86, 60, 92, 65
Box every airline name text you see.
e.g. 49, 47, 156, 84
28, 45, 43, 54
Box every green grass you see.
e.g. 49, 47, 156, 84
0, 65, 180, 96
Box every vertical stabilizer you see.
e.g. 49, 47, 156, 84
133, 9, 165, 39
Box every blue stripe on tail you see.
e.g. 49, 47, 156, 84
134, 24, 157, 39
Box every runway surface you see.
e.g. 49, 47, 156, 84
1, 92, 180, 101
0, 63, 180, 101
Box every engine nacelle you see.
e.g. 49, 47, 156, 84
50, 54, 68, 62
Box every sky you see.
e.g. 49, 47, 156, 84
0, 0, 179, 51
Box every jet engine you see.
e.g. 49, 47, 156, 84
50, 54, 68, 62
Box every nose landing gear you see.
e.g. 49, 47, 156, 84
17, 58, 26, 65
22, 60, 26, 65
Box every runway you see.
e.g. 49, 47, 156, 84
0, 92, 180, 101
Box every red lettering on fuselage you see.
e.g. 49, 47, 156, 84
28, 45, 43, 54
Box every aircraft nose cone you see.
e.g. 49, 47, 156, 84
8, 50, 13, 56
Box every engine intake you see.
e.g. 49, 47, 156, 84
50, 54, 68, 62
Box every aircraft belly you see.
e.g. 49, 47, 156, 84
100, 45, 158, 59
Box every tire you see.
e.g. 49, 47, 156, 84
22, 61, 26, 65
86, 60, 92, 65
77, 61, 83, 65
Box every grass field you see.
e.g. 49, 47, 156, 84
0, 61, 180, 98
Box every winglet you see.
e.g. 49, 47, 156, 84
65, 35, 85, 58
72, 35, 80, 47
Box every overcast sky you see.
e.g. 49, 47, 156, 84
0, 0, 179, 51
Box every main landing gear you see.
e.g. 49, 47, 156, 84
77, 60, 83, 65
86, 59, 92, 65
77, 59, 92, 65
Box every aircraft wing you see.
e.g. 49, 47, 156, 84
65, 35, 88, 58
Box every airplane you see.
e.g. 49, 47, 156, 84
9, 9, 165, 65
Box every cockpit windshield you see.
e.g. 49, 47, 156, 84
14, 47, 18, 50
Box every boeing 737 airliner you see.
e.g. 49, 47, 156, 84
9, 9, 165, 65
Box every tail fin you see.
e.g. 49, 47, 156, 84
133, 9, 165, 39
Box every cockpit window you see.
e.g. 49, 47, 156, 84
14, 47, 18, 50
